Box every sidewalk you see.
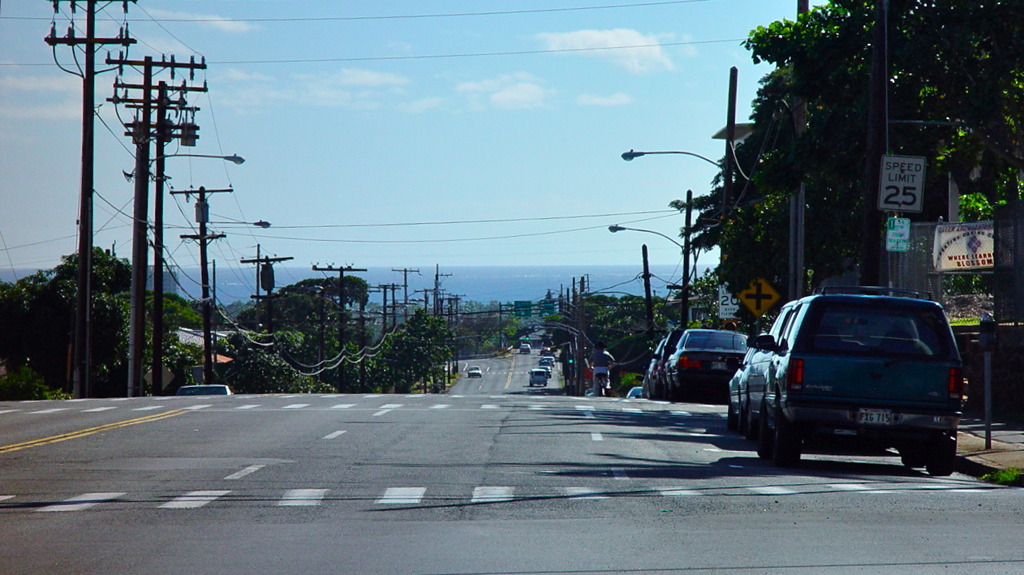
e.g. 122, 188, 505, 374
955, 416, 1024, 477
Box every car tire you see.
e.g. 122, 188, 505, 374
899, 444, 928, 468
925, 433, 957, 477
726, 400, 739, 431
756, 399, 774, 460
772, 403, 801, 468
744, 395, 759, 441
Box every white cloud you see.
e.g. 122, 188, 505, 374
577, 93, 633, 107
0, 75, 80, 120
456, 73, 553, 110
320, 69, 410, 88
145, 9, 260, 34
536, 29, 674, 74
401, 98, 446, 113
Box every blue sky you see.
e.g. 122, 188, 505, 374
1, 1, 817, 294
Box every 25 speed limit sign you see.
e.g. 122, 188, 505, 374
878, 155, 926, 213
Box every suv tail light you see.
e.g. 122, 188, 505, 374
948, 367, 964, 401
678, 356, 701, 369
787, 358, 804, 391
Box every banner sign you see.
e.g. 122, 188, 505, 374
933, 221, 994, 271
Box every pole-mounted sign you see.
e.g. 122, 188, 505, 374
878, 155, 926, 213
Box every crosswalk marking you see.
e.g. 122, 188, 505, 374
160, 490, 231, 509
0, 409, 21, 415
235, 405, 259, 410
431, 404, 450, 409
591, 432, 603, 441
658, 487, 700, 497
283, 404, 310, 409
331, 404, 355, 409
38, 492, 125, 512
377, 487, 426, 505
472, 486, 514, 503
748, 486, 797, 496
30, 408, 69, 414
133, 406, 164, 411
481, 404, 499, 409
279, 489, 327, 506
224, 464, 265, 481
323, 431, 347, 439
82, 406, 118, 413
564, 487, 607, 500
183, 404, 211, 410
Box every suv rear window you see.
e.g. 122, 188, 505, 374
800, 302, 951, 358
680, 331, 746, 352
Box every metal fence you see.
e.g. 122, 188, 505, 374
887, 221, 944, 304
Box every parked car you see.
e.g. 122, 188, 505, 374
528, 368, 548, 387
626, 386, 644, 399
643, 329, 686, 400
754, 288, 963, 476
466, 366, 483, 378
727, 347, 758, 432
665, 329, 746, 403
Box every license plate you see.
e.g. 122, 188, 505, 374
711, 361, 727, 371
857, 408, 893, 425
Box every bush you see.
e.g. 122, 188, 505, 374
0, 366, 68, 400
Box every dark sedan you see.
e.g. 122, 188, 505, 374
665, 329, 745, 403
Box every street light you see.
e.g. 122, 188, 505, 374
621, 149, 719, 167
162, 153, 245, 165
609, 198, 695, 327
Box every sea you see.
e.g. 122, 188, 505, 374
2, 264, 704, 305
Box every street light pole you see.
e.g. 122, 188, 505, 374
608, 222, 691, 327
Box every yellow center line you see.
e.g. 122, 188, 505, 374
0, 409, 188, 454
504, 354, 517, 390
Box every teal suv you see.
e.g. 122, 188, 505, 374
753, 288, 964, 476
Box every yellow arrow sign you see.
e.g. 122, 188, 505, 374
738, 278, 780, 318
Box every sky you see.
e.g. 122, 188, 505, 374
0, 1, 818, 298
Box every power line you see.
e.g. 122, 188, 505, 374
268, 209, 676, 230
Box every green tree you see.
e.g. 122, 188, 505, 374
697, 1, 1024, 295
0, 249, 130, 393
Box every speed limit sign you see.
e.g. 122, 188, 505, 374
878, 155, 926, 213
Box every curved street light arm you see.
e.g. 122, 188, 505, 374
621, 149, 719, 168
608, 224, 684, 251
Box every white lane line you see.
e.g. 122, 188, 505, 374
224, 464, 265, 481
160, 490, 230, 509
0, 495, 14, 502
670, 411, 692, 417
30, 408, 70, 415
377, 487, 426, 505
331, 404, 356, 409
372, 409, 394, 417
279, 489, 327, 507
363, 394, 382, 398
748, 486, 797, 496
658, 487, 700, 497
591, 432, 603, 442
829, 483, 872, 492
564, 487, 607, 500
379, 404, 403, 409
323, 431, 347, 439
133, 406, 164, 411
82, 406, 118, 413
621, 408, 643, 414
430, 404, 450, 409
0, 409, 21, 415
235, 405, 260, 410
183, 404, 211, 410
38, 492, 125, 512
481, 404, 499, 410
283, 404, 309, 409
471, 486, 514, 503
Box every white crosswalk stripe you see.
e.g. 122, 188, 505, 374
38, 492, 125, 512
160, 490, 231, 509
377, 487, 426, 505
472, 486, 514, 503
279, 489, 328, 506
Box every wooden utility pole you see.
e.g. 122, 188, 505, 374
241, 245, 293, 333
174, 187, 231, 385
46, 1, 136, 398
861, 0, 890, 286
392, 268, 420, 322
312, 264, 366, 392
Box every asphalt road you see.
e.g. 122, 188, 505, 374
2, 353, 1023, 574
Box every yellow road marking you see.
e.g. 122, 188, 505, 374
0, 409, 187, 454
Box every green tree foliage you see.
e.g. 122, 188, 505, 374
701, 1, 1024, 294
374, 309, 454, 394
0, 249, 129, 393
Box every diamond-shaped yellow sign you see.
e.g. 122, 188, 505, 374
738, 278, 780, 318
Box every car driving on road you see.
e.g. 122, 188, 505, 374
665, 329, 746, 403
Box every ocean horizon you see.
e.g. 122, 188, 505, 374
2, 264, 707, 305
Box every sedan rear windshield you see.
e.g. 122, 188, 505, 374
680, 331, 746, 352
801, 302, 952, 358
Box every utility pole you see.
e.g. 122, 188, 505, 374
174, 187, 230, 386
47, 0, 136, 398
861, 0, 889, 287
433, 265, 451, 316
641, 245, 655, 348
788, 0, 811, 301
723, 67, 739, 214
312, 264, 366, 392
392, 267, 420, 322
108, 52, 206, 396
241, 245, 293, 333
